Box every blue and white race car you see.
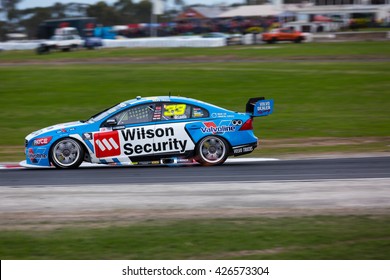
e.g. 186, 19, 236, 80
23, 96, 273, 168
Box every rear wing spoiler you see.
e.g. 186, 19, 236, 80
246, 97, 274, 117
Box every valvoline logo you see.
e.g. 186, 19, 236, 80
201, 121, 235, 134
28, 148, 47, 164
94, 131, 121, 158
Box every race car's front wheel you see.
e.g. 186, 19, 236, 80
50, 138, 84, 169
195, 136, 228, 166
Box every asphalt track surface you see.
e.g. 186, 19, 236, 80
1, 156, 389, 226
1, 157, 389, 186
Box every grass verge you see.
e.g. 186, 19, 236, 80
1, 41, 390, 62
0, 215, 389, 259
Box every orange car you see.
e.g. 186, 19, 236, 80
262, 28, 305, 44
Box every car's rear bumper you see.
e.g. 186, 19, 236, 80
232, 142, 257, 156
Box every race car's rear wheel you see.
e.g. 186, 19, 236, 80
195, 136, 228, 166
50, 138, 84, 169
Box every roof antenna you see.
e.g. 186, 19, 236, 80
169, 91, 171, 97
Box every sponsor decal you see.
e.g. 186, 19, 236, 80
93, 124, 193, 159
152, 105, 162, 121
144, 97, 161, 102
254, 100, 274, 116
144, 97, 170, 102
83, 133, 93, 140
163, 104, 186, 117
172, 114, 187, 119
211, 112, 235, 118
94, 131, 121, 158
124, 139, 186, 155
28, 148, 47, 164
132, 161, 160, 165
233, 146, 254, 154
121, 127, 174, 140
28, 148, 48, 159
193, 108, 204, 117
257, 101, 271, 114
177, 158, 195, 164
200, 121, 235, 134
33, 136, 52, 146
121, 127, 187, 156
56, 128, 68, 134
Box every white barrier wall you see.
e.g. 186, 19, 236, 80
0, 37, 226, 51
0, 41, 41, 50
101, 37, 225, 48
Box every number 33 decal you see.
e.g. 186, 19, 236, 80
164, 104, 186, 117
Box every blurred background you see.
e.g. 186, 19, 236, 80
0, 0, 389, 260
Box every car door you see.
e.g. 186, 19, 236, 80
279, 29, 290, 41
150, 102, 195, 158
94, 103, 157, 164
94, 102, 196, 164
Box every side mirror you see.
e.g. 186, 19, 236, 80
106, 118, 117, 126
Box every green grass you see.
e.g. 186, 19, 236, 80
1, 63, 389, 140
0, 41, 389, 161
248, 140, 390, 158
1, 216, 389, 259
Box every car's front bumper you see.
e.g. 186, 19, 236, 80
25, 146, 51, 167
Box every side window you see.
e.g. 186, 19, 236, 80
162, 103, 191, 120
192, 106, 209, 118
114, 104, 155, 125
151, 103, 209, 121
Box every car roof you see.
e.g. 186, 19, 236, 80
122, 96, 202, 105
121, 96, 231, 112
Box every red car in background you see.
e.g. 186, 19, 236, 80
262, 28, 305, 44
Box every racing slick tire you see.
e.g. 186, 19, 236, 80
195, 136, 229, 166
50, 138, 85, 169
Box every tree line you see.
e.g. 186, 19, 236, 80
0, 0, 264, 40
0, 0, 190, 40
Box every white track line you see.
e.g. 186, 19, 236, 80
3, 158, 280, 169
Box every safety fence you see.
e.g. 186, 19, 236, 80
0, 36, 226, 51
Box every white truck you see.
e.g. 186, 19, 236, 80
36, 27, 83, 54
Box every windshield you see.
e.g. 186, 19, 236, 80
86, 103, 127, 123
